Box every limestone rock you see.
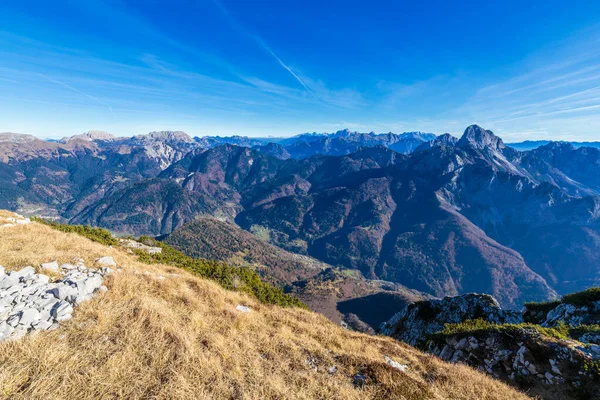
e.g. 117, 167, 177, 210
380, 293, 522, 346
95, 256, 117, 267
0, 262, 108, 342
384, 356, 408, 372
40, 261, 59, 273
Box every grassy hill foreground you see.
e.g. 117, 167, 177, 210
0, 212, 530, 399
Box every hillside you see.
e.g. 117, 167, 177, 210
0, 212, 530, 399
162, 218, 429, 330
161, 217, 327, 286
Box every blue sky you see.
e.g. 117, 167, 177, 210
1, 0, 600, 141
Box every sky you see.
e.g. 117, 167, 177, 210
1, 1, 600, 141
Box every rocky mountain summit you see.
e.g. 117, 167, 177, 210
59, 130, 117, 143
381, 291, 600, 399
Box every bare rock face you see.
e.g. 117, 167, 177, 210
425, 327, 600, 398
542, 301, 600, 328
381, 292, 600, 399
379, 293, 522, 346
0, 259, 111, 341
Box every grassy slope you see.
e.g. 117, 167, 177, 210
0, 217, 530, 399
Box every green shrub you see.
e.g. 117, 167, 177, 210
430, 319, 569, 341
582, 359, 600, 377
562, 287, 600, 307
136, 237, 307, 308
33, 217, 118, 246
569, 324, 600, 340
524, 300, 561, 315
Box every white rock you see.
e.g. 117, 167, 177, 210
12, 266, 35, 280
40, 261, 59, 273
0, 275, 19, 289
235, 305, 251, 313
33, 319, 54, 330
51, 301, 73, 322
18, 308, 41, 327
95, 256, 117, 267
0, 265, 4, 277
385, 356, 408, 372
48, 285, 78, 301
60, 263, 77, 271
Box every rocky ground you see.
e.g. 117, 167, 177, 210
0, 257, 113, 341
380, 292, 600, 399
0, 213, 31, 229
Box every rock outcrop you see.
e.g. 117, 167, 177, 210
379, 294, 522, 346
0, 259, 112, 341
425, 325, 600, 398
542, 301, 600, 328
381, 292, 600, 399
120, 239, 163, 255
0, 214, 31, 229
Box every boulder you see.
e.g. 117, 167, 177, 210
12, 266, 36, 280
95, 256, 117, 267
40, 261, 59, 273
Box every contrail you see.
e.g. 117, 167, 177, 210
252, 36, 317, 99
38, 73, 116, 119
210, 0, 318, 100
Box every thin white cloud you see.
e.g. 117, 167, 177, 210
38, 73, 116, 119
209, 0, 318, 100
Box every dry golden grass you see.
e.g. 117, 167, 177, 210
0, 217, 532, 400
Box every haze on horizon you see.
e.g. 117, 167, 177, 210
2, 0, 600, 141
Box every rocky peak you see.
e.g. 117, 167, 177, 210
400, 131, 437, 141
0, 132, 38, 143
536, 141, 576, 154
415, 133, 458, 152
135, 131, 194, 144
60, 130, 116, 143
457, 125, 505, 152
254, 142, 291, 160
333, 128, 354, 137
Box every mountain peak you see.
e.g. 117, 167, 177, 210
400, 131, 436, 141
457, 125, 505, 151
0, 132, 38, 143
414, 133, 458, 152
61, 130, 116, 143
135, 131, 194, 143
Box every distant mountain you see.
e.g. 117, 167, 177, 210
4, 125, 600, 309
59, 130, 117, 143
72, 127, 567, 307
508, 139, 600, 151
279, 130, 436, 159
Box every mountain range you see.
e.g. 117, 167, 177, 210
1, 125, 600, 316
